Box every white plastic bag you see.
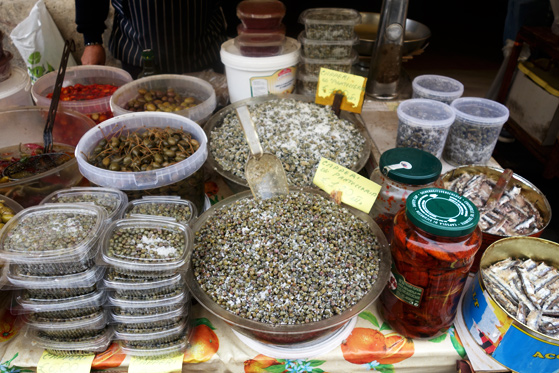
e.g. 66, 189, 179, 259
10, 0, 76, 82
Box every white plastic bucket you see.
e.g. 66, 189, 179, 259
0, 67, 33, 109
220, 37, 300, 103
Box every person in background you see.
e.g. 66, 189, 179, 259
75, 0, 235, 78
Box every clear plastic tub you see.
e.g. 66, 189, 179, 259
27, 326, 113, 353
101, 217, 192, 271
111, 302, 186, 322
26, 307, 104, 323
114, 317, 187, 341
114, 316, 186, 336
298, 8, 361, 41
74, 112, 208, 213
32, 66, 133, 124
107, 285, 187, 307
12, 246, 98, 277
412, 75, 464, 104
0, 204, 107, 263
16, 288, 106, 313
298, 31, 358, 59
396, 99, 456, 158
236, 0, 286, 29
20, 281, 99, 301
119, 334, 188, 357
104, 268, 182, 291
443, 97, 510, 166
112, 278, 184, 301
40, 187, 128, 223
300, 49, 358, 77
297, 70, 318, 97
7, 265, 104, 291
26, 308, 108, 331
235, 24, 286, 57
123, 196, 197, 225
110, 75, 216, 124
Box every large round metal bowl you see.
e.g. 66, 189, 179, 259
354, 12, 431, 56
203, 94, 372, 192
442, 165, 552, 272
186, 188, 391, 346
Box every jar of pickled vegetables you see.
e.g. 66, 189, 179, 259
370, 148, 443, 242
379, 188, 481, 339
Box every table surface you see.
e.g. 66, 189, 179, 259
0, 98, 506, 373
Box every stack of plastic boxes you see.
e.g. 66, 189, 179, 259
297, 8, 361, 96
101, 199, 194, 356
0, 204, 111, 354
235, 0, 287, 57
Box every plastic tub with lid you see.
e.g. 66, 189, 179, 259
298, 8, 361, 41
300, 49, 358, 78
123, 196, 197, 225
443, 97, 509, 166
298, 31, 358, 60
0, 67, 33, 109
237, 0, 286, 29
110, 74, 216, 124
32, 65, 132, 124
412, 74, 464, 104
396, 98, 456, 158
220, 37, 300, 103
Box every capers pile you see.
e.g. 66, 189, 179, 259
0, 200, 15, 230
113, 304, 180, 317
38, 327, 106, 342
24, 285, 96, 300
126, 202, 193, 224
28, 308, 103, 324
113, 283, 183, 301
52, 194, 119, 216
88, 127, 199, 172
123, 335, 186, 350
115, 317, 183, 334
123, 88, 200, 113
106, 267, 177, 283
107, 227, 185, 262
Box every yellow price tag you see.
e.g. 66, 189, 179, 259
315, 68, 367, 113
128, 352, 184, 373
313, 158, 381, 214
37, 351, 95, 373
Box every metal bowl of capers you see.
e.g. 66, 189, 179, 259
187, 187, 391, 346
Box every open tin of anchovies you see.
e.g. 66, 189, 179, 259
462, 237, 559, 373
442, 165, 552, 272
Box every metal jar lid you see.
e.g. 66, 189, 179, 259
405, 188, 479, 237
379, 148, 442, 185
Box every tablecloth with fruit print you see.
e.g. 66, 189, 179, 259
0, 291, 466, 373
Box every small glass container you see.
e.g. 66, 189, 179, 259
443, 97, 510, 166
369, 148, 443, 242
379, 188, 481, 339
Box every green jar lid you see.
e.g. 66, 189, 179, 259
380, 148, 442, 185
406, 188, 480, 237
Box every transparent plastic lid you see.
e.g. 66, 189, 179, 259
412, 74, 464, 99
119, 334, 188, 357
7, 265, 105, 290
114, 317, 187, 341
104, 268, 182, 291
298, 8, 361, 26
0, 204, 107, 262
101, 218, 193, 271
26, 309, 108, 331
40, 187, 128, 222
16, 288, 106, 312
123, 196, 197, 226
110, 302, 187, 324
107, 286, 188, 308
27, 326, 113, 353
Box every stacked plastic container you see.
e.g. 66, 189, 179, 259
235, 0, 287, 57
0, 204, 111, 354
297, 8, 361, 96
100, 208, 194, 356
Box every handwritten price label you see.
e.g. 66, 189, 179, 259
37, 351, 95, 373
313, 158, 380, 213
128, 352, 184, 373
315, 68, 367, 113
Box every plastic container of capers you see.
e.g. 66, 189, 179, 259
0, 204, 107, 264
298, 8, 361, 41
119, 334, 189, 357
110, 302, 187, 323
112, 280, 184, 302
100, 217, 193, 271
15, 288, 106, 313
122, 196, 197, 225
107, 285, 188, 307
26, 308, 108, 331
40, 187, 128, 223
27, 325, 113, 353
27, 307, 104, 323
7, 264, 104, 290
104, 269, 183, 292
113, 314, 186, 336
114, 317, 188, 341
298, 31, 359, 59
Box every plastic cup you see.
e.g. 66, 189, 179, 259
396, 99, 456, 158
443, 97, 509, 166
412, 74, 464, 104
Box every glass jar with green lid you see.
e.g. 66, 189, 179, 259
370, 148, 443, 242
379, 188, 482, 339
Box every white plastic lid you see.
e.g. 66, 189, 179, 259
451, 97, 510, 125
412, 75, 464, 100
0, 67, 31, 100
220, 37, 300, 71
75, 112, 208, 190
397, 99, 456, 127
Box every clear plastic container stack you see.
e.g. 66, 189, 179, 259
100, 217, 193, 356
122, 196, 198, 225
297, 8, 361, 96
235, 0, 287, 57
0, 204, 112, 354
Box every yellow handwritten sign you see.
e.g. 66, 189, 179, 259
315, 68, 367, 113
37, 351, 95, 373
128, 352, 184, 373
313, 158, 381, 213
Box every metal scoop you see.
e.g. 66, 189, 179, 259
2, 40, 74, 180
236, 105, 289, 200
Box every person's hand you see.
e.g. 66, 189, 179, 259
81, 44, 106, 65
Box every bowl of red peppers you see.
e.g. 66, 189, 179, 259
32, 66, 133, 124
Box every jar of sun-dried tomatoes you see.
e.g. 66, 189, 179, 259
370, 148, 443, 242
379, 188, 481, 339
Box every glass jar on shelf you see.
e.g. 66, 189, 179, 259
369, 147, 443, 242
379, 188, 481, 339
